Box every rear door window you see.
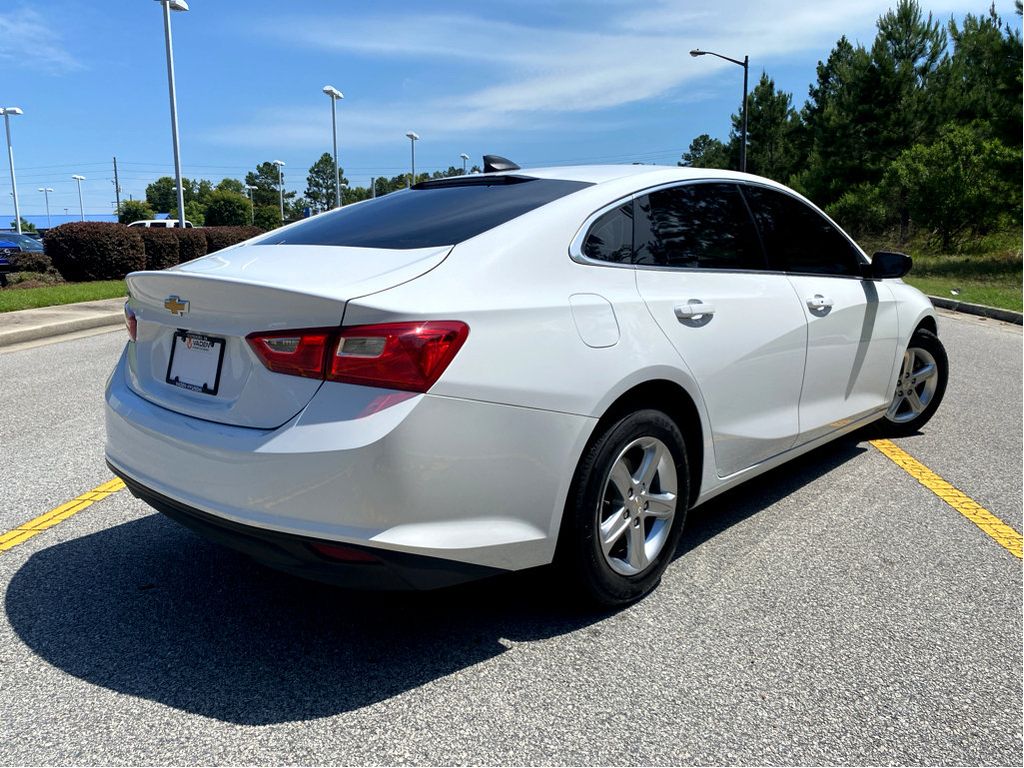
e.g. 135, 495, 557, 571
634, 183, 765, 270
742, 185, 864, 276
255, 176, 591, 249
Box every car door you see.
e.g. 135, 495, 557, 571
632, 182, 808, 478
742, 185, 899, 443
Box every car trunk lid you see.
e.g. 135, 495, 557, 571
124, 243, 451, 429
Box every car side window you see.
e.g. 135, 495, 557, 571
582, 203, 633, 263
742, 185, 863, 276
634, 183, 765, 270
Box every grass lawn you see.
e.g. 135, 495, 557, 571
0, 280, 126, 313
861, 229, 1022, 312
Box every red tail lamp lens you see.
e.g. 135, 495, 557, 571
124, 303, 138, 341
308, 542, 380, 563
328, 321, 469, 392
246, 330, 331, 379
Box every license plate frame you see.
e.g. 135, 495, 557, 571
165, 330, 227, 396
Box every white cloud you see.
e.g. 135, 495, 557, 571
209, 0, 967, 151
0, 7, 81, 73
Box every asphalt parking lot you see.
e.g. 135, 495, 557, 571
0, 311, 1020, 766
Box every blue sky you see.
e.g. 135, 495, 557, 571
1, 0, 1018, 219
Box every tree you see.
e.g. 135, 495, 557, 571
943, 6, 1023, 151
204, 190, 252, 226
169, 199, 206, 227
305, 153, 348, 213
883, 122, 1020, 248
729, 73, 801, 181
245, 162, 295, 210
253, 205, 281, 230
117, 199, 155, 224
145, 177, 177, 213
10, 217, 37, 232
215, 178, 246, 195
679, 134, 732, 169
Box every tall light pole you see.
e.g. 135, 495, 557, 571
405, 131, 419, 187
690, 48, 749, 173
0, 107, 23, 234
273, 160, 285, 222
459, 152, 469, 174
245, 184, 257, 225
38, 187, 54, 228
72, 175, 86, 221
322, 85, 344, 209
156, 0, 189, 228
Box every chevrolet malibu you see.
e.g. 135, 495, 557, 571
105, 165, 947, 605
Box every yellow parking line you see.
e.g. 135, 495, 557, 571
871, 439, 1023, 559
0, 478, 125, 553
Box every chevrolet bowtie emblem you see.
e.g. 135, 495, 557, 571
164, 295, 189, 315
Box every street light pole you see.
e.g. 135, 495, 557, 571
405, 131, 419, 187
156, 0, 189, 228
273, 160, 285, 223
38, 187, 54, 228
322, 86, 344, 209
72, 175, 86, 221
689, 48, 749, 173
459, 152, 469, 174
1, 107, 24, 234
245, 184, 257, 225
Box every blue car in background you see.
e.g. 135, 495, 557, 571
0, 231, 45, 287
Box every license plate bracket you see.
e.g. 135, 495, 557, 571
165, 330, 226, 396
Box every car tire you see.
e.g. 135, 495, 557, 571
877, 328, 948, 436
559, 409, 689, 607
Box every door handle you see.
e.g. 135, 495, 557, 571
674, 301, 716, 320
806, 294, 834, 311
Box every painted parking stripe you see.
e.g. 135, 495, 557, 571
0, 478, 125, 553
871, 439, 1023, 559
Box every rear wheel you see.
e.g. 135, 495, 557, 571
560, 409, 689, 607
880, 328, 948, 436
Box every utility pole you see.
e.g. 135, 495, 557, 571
112, 156, 122, 213
370, 176, 376, 199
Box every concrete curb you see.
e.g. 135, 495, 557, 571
0, 298, 125, 348
928, 295, 1023, 326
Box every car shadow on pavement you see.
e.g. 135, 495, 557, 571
5, 437, 867, 726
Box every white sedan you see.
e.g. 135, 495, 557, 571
105, 164, 947, 605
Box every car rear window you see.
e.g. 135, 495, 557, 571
254, 176, 592, 249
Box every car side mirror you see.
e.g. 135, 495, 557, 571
868, 251, 912, 279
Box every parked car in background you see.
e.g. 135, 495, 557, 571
106, 164, 947, 606
0, 232, 45, 287
128, 220, 194, 229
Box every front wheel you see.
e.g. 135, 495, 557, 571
559, 409, 689, 607
880, 328, 948, 436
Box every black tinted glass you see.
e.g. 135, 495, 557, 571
255, 177, 591, 249
634, 183, 764, 270
742, 186, 863, 276
582, 203, 633, 263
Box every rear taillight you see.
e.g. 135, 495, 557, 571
124, 303, 137, 342
246, 321, 468, 393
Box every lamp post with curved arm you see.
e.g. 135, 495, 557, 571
690, 48, 749, 173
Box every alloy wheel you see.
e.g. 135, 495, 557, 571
886, 346, 939, 423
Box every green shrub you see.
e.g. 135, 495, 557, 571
173, 228, 208, 263
204, 226, 264, 254
45, 222, 146, 281
253, 205, 281, 231
138, 227, 180, 271
826, 184, 893, 237
9, 249, 53, 274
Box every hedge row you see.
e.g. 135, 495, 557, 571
43, 223, 265, 282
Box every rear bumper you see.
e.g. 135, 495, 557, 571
111, 462, 503, 590
105, 347, 594, 574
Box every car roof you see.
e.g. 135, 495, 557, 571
496, 164, 787, 188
